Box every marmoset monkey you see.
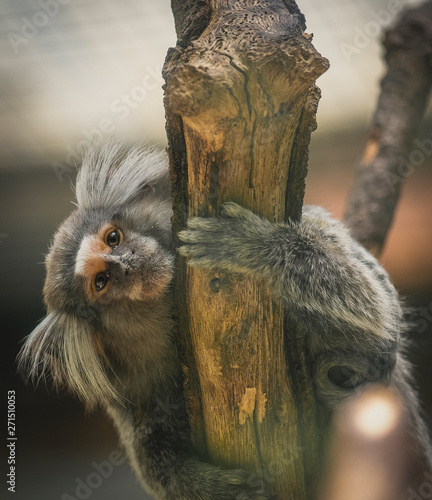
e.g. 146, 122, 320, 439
19, 143, 431, 499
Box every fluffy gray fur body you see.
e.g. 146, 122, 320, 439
179, 201, 432, 470
19, 144, 431, 499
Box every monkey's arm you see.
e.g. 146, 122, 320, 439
178, 202, 401, 406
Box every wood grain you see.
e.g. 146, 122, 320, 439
163, 1, 329, 497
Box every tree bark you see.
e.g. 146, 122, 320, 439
163, 1, 328, 498
344, 0, 432, 257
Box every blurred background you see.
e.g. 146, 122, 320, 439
1, 0, 431, 499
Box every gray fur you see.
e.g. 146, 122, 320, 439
18, 143, 431, 498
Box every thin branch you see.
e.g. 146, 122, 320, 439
344, 0, 432, 257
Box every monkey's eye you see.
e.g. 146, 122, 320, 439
106, 230, 121, 248
95, 271, 109, 292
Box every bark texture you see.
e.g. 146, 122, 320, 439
163, 1, 328, 498
344, 0, 432, 257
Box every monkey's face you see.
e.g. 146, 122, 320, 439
72, 220, 173, 306
43, 207, 174, 313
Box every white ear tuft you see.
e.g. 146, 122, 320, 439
18, 312, 121, 408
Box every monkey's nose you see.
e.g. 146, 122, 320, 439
116, 260, 131, 276
105, 255, 131, 278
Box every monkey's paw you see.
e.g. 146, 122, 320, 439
178, 202, 271, 274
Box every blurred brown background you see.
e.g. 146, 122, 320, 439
1, 0, 431, 499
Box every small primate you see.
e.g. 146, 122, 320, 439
19, 143, 431, 499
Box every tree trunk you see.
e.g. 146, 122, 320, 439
163, 1, 328, 498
